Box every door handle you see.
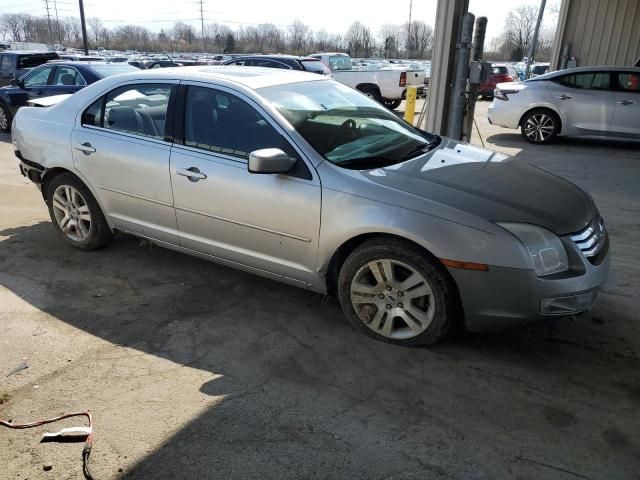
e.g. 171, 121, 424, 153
617, 100, 634, 106
556, 94, 572, 100
177, 167, 207, 182
73, 142, 96, 155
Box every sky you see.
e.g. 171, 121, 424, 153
2, 0, 559, 44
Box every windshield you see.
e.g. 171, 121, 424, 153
260, 80, 438, 169
329, 55, 352, 71
90, 63, 139, 78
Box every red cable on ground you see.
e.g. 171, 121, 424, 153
1, 411, 94, 479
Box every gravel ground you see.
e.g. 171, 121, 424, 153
0, 101, 639, 479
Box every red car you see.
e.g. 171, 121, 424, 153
479, 63, 518, 98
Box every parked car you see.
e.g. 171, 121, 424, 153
57, 55, 106, 62
223, 54, 332, 76
12, 66, 609, 346
479, 63, 518, 98
0, 50, 59, 87
0, 61, 138, 132
488, 66, 640, 144
310, 52, 425, 109
130, 59, 182, 69
529, 62, 550, 77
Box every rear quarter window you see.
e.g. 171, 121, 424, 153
18, 54, 58, 69
301, 60, 331, 75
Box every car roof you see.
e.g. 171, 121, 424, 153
530, 65, 640, 81
110, 66, 328, 89
1, 50, 57, 55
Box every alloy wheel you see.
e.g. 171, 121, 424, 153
350, 258, 436, 339
52, 185, 92, 242
523, 113, 555, 142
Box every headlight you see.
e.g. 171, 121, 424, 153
498, 223, 568, 276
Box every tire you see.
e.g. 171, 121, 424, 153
337, 238, 457, 346
520, 109, 560, 144
46, 173, 113, 250
359, 86, 382, 103
0, 102, 12, 133
383, 98, 402, 110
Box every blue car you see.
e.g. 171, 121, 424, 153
0, 61, 138, 132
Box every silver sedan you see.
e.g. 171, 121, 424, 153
13, 67, 609, 345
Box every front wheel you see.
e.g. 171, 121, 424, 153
337, 238, 457, 346
0, 103, 12, 133
46, 173, 113, 250
520, 109, 560, 144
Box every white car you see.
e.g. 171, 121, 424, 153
488, 66, 640, 144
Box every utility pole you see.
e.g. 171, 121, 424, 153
78, 0, 89, 54
44, 0, 54, 46
524, 0, 546, 79
407, 0, 413, 59
53, 0, 62, 45
199, 0, 206, 53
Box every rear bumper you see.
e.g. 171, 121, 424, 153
17, 150, 44, 186
450, 245, 610, 332
487, 101, 521, 129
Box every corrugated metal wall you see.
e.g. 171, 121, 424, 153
552, 0, 640, 68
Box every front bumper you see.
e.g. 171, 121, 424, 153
450, 238, 610, 332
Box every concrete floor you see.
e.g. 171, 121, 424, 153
0, 102, 639, 479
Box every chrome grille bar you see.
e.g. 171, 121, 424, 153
570, 217, 606, 258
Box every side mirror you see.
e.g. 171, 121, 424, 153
248, 148, 297, 174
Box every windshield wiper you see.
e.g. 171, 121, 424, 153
334, 157, 404, 169
400, 137, 441, 160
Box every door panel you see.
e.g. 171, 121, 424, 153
170, 84, 321, 284
71, 82, 178, 243
610, 72, 640, 137
170, 147, 320, 284
547, 72, 614, 134
72, 129, 178, 243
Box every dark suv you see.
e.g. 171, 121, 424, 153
0, 51, 59, 87
223, 55, 331, 75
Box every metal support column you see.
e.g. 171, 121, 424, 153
420, 0, 469, 135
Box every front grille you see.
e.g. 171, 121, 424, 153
570, 217, 607, 259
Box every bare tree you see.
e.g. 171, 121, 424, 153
88, 16, 103, 46
504, 4, 538, 60
379, 23, 402, 58
403, 20, 433, 59
345, 21, 373, 58
1, 14, 24, 42
287, 19, 309, 55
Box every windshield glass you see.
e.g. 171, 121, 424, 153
260, 80, 437, 169
18, 53, 57, 69
329, 55, 352, 71
90, 63, 139, 77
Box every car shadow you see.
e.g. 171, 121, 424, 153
1, 221, 638, 478
0, 133, 12, 144
486, 132, 640, 153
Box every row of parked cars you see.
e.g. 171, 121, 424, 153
0, 50, 426, 132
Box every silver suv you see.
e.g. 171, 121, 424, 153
13, 67, 609, 345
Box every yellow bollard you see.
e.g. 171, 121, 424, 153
403, 86, 417, 124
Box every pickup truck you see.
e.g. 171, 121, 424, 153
309, 52, 425, 109
0, 51, 59, 87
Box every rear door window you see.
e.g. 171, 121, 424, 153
556, 72, 611, 90
99, 83, 174, 140
52, 66, 86, 86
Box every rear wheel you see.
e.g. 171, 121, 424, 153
383, 98, 402, 110
0, 103, 12, 133
359, 86, 382, 103
337, 238, 457, 346
46, 173, 113, 250
520, 109, 560, 144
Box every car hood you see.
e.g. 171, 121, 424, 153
360, 138, 595, 235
